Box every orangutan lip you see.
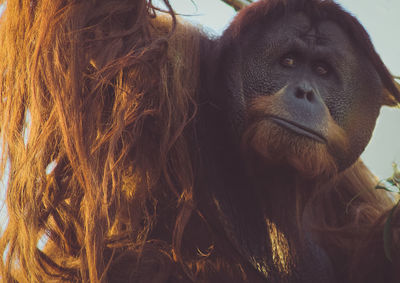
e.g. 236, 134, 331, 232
268, 116, 327, 143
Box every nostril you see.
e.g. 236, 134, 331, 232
306, 92, 314, 102
295, 89, 305, 99
295, 87, 315, 102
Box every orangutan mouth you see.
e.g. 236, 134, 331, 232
268, 116, 327, 144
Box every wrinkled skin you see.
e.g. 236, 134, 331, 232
221, 13, 383, 172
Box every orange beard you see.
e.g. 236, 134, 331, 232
242, 94, 349, 180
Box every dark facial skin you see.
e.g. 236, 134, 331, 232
228, 13, 384, 171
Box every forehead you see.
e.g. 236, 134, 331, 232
261, 12, 355, 54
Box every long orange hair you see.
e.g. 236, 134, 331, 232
0, 0, 203, 281
0, 1, 399, 282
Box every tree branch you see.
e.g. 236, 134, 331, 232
220, 0, 252, 11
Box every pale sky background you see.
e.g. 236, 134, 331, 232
0, 1, 399, 229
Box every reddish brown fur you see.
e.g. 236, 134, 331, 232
0, 0, 399, 282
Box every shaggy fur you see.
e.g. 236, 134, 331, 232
0, 0, 399, 282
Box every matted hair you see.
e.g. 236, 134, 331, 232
0, 0, 203, 281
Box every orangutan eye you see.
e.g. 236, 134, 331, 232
281, 55, 297, 68
314, 62, 330, 76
